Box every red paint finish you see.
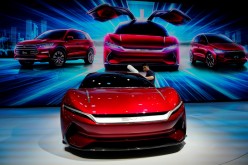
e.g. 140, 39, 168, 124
87, 3, 191, 71
60, 72, 186, 150
104, 34, 179, 69
14, 29, 95, 67
63, 87, 180, 115
190, 33, 247, 68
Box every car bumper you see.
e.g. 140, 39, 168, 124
61, 104, 186, 151
104, 47, 179, 67
217, 57, 247, 64
14, 53, 50, 61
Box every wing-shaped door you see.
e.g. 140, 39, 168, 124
87, 3, 135, 22
148, 9, 191, 25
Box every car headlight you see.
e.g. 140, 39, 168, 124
169, 101, 183, 116
162, 44, 178, 51
63, 104, 95, 121
105, 41, 123, 50
63, 101, 183, 124
37, 43, 54, 49
214, 48, 225, 54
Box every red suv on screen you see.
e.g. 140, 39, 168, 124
14, 29, 96, 67
189, 33, 247, 68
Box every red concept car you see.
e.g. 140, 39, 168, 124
87, 4, 191, 70
189, 33, 247, 68
14, 29, 95, 67
60, 72, 186, 151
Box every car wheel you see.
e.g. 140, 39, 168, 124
206, 53, 216, 68
84, 49, 94, 64
189, 51, 196, 64
50, 49, 66, 67
18, 60, 34, 67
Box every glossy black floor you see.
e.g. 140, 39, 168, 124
0, 102, 248, 165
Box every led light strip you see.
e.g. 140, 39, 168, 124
121, 47, 164, 52
64, 101, 182, 124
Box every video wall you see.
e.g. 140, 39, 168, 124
0, 0, 248, 107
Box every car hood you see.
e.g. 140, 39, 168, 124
17, 39, 62, 45
209, 43, 244, 51
65, 87, 180, 115
107, 34, 177, 49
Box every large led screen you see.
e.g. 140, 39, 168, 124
0, 0, 248, 107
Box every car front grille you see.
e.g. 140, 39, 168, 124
15, 45, 38, 55
224, 51, 246, 59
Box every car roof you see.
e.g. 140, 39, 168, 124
46, 28, 87, 33
196, 33, 225, 37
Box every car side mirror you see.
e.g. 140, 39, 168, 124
67, 36, 74, 41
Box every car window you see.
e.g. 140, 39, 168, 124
199, 35, 207, 44
193, 36, 199, 43
36, 30, 67, 39
206, 35, 233, 43
84, 33, 92, 40
67, 31, 86, 39
80, 73, 154, 88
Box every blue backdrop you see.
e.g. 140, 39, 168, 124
0, 0, 248, 107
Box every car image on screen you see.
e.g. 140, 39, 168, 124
14, 29, 96, 67
87, 3, 191, 71
189, 33, 247, 68
60, 71, 186, 151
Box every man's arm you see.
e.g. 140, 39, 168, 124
145, 70, 155, 80
145, 75, 154, 80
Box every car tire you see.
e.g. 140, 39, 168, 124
189, 51, 196, 64
206, 53, 216, 68
18, 60, 34, 67
49, 49, 66, 67
84, 49, 94, 64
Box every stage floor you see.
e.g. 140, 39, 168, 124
0, 101, 248, 165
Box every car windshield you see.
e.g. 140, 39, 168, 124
115, 21, 168, 36
80, 73, 154, 88
36, 30, 67, 39
206, 35, 233, 43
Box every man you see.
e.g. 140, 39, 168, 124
142, 64, 155, 86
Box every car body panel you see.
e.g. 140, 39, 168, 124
14, 29, 95, 65
60, 72, 186, 151
63, 87, 180, 115
190, 33, 247, 67
87, 4, 191, 70
103, 21, 180, 68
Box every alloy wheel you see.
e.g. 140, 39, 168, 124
206, 53, 215, 68
52, 50, 65, 67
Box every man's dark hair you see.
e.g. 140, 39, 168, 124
142, 63, 149, 67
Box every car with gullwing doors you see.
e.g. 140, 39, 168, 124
87, 3, 191, 70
